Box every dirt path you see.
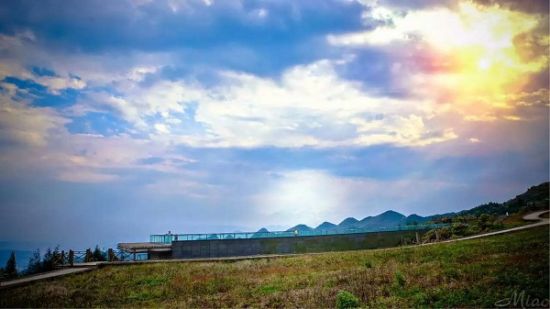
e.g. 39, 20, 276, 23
0, 267, 95, 289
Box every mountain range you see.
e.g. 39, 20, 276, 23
282, 210, 430, 233
257, 182, 549, 234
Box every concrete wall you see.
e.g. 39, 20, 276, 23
171, 229, 427, 259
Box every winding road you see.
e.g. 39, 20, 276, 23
419, 210, 549, 246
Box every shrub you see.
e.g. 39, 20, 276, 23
451, 223, 468, 236
479, 214, 491, 230
336, 290, 360, 309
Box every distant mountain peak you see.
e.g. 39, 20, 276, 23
316, 221, 337, 230
274, 182, 550, 235
286, 224, 313, 232
339, 217, 359, 226
379, 210, 405, 218
256, 227, 269, 233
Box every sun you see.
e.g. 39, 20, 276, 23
477, 58, 491, 71
419, 2, 547, 113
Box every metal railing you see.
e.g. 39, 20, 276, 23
58, 250, 148, 265
150, 223, 448, 244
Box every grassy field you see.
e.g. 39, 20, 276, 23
1, 226, 548, 308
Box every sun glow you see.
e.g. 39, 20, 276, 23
477, 58, 491, 71
420, 2, 548, 115
330, 1, 549, 117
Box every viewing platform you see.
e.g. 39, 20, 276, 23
117, 223, 447, 260
148, 223, 447, 244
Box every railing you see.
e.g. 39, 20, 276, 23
57, 250, 148, 265
150, 223, 448, 244
68, 250, 147, 265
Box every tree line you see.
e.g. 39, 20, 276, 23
0, 245, 120, 280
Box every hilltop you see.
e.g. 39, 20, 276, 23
281, 182, 549, 233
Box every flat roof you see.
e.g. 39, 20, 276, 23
149, 223, 448, 244
118, 242, 172, 253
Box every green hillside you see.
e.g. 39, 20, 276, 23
1, 226, 548, 308
458, 182, 549, 217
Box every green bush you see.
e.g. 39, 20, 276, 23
336, 290, 360, 309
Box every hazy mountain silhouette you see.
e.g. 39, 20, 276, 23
315, 222, 337, 230
286, 224, 314, 232
283, 182, 549, 233
338, 217, 359, 227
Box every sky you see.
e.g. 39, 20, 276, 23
0, 0, 548, 249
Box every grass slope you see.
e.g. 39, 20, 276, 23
1, 226, 548, 308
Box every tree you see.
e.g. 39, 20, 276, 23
84, 248, 94, 262
479, 213, 491, 230
51, 246, 62, 266
26, 249, 42, 275
5, 251, 17, 278
42, 248, 55, 271
60, 250, 66, 265
93, 245, 106, 261
107, 248, 119, 262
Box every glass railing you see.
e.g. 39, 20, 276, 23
150, 223, 447, 244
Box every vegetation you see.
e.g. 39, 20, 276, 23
336, 290, 360, 309
1, 226, 548, 308
280, 182, 549, 233
423, 213, 505, 242
451, 182, 548, 218
0, 246, 121, 281
422, 183, 549, 242
24, 247, 65, 276
4, 251, 17, 279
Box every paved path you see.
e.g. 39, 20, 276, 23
1, 210, 548, 290
523, 210, 549, 221
418, 210, 549, 246
0, 267, 94, 289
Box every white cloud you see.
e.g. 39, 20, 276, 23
0, 32, 88, 94
154, 123, 170, 134
92, 59, 455, 148
0, 30, 458, 150
36, 75, 87, 94
0, 90, 67, 147
328, 2, 537, 50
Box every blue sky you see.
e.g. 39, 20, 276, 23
0, 0, 548, 249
